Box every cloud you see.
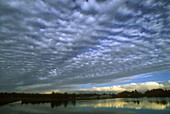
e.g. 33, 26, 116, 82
75, 82, 167, 93
15, 84, 52, 92
0, 0, 170, 92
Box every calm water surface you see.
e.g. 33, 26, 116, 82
0, 98, 170, 114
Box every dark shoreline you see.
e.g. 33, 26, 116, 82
0, 88, 170, 106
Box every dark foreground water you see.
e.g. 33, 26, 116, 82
0, 98, 170, 114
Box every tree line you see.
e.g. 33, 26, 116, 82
0, 88, 170, 100
115, 89, 170, 98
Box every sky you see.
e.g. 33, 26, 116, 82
0, 0, 170, 93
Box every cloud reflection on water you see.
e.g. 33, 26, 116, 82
77, 98, 170, 110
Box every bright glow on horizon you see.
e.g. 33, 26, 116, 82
73, 81, 168, 93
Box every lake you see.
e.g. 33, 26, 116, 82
0, 98, 170, 114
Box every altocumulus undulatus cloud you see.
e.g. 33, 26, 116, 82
0, 0, 170, 92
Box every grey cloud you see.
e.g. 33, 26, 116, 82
0, 0, 170, 92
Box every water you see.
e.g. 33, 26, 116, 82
0, 98, 170, 114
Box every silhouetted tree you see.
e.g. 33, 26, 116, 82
144, 89, 168, 97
